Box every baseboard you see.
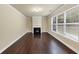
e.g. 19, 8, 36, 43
48, 32, 78, 54
0, 32, 27, 54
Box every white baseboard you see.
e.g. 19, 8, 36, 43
48, 32, 78, 54
0, 32, 27, 54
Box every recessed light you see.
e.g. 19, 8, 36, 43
32, 7, 42, 12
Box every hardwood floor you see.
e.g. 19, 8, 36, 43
2, 32, 76, 54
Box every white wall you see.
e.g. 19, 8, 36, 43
32, 16, 47, 33
0, 4, 31, 53
32, 16, 42, 27
47, 4, 79, 53
32, 16, 42, 33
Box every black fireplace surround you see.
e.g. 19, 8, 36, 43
34, 27, 41, 35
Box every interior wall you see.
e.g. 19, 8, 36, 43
32, 16, 42, 27
32, 16, 47, 33
26, 17, 32, 32
47, 4, 79, 53
0, 4, 31, 53
42, 16, 48, 32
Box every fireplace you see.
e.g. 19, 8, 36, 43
34, 27, 41, 35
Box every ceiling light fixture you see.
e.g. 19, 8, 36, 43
32, 7, 42, 12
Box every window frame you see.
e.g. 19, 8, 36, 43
51, 5, 79, 42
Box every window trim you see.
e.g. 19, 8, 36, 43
51, 5, 79, 42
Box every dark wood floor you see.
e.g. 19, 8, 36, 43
2, 32, 76, 54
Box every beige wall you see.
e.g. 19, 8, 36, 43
26, 17, 32, 32
0, 4, 31, 53
42, 16, 48, 32
47, 4, 79, 53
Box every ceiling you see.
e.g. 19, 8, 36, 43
11, 4, 62, 16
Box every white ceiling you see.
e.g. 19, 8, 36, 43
11, 4, 62, 16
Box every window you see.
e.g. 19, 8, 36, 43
51, 5, 79, 42
52, 17, 56, 31
66, 6, 79, 40
53, 17, 56, 31
58, 14, 64, 34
